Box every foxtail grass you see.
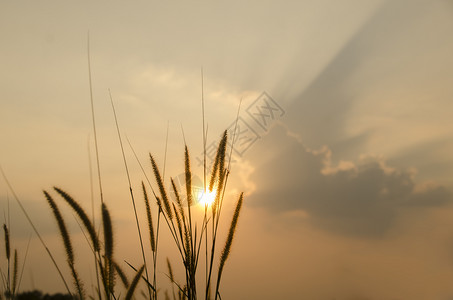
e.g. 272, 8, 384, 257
43, 190, 85, 300
43, 187, 147, 300
150, 154, 173, 220
142, 182, 156, 253
53, 187, 100, 252
35, 128, 243, 300
7, 61, 245, 300
3, 223, 11, 299
101, 202, 114, 299
0, 37, 251, 300
146, 130, 244, 300
3, 224, 10, 261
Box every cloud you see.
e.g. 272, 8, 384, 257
276, 0, 453, 168
248, 125, 452, 236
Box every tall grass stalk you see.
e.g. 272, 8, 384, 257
87, 33, 104, 205
87, 136, 103, 300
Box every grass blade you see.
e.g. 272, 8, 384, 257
125, 265, 144, 300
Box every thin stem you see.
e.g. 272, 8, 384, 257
16, 234, 32, 294
227, 98, 242, 171
87, 32, 104, 205
88, 135, 102, 300
109, 90, 152, 300
163, 121, 170, 181
153, 210, 161, 300
201, 67, 206, 190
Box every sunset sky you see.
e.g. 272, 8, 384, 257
1, 1, 453, 299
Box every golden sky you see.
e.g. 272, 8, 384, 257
1, 1, 453, 299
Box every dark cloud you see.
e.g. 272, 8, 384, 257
248, 125, 452, 236
388, 137, 453, 182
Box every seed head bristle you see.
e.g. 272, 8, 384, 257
142, 182, 156, 252
43, 190, 74, 264
53, 187, 100, 252
114, 260, 130, 289
3, 224, 10, 260
44, 190, 85, 298
171, 178, 183, 209
166, 257, 175, 283
209, 131, 227, 192
172, 203, 187, 250
150, 154, 173, 219
212, 168, 227, 218
171, 178, 187, 225
12, 249, 18, 294
184, 146, 193, 207
219, 193, 243, 274
102, 202, 114, 293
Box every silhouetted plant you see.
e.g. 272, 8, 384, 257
144, 131, 244, 300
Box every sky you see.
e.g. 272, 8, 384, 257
1, 1, 453, 299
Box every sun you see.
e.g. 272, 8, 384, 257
197, 188, 217, 207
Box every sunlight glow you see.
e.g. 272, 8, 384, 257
196, 188, 217, 207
